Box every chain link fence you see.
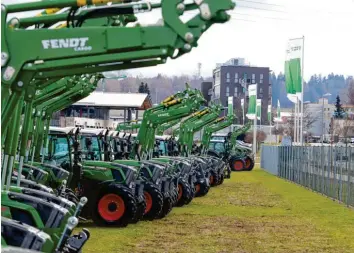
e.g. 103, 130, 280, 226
261, 144, 354, 207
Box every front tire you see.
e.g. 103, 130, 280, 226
92, 184, 137, 227
244, 156, 255, 171
143, 182, 163, 220
176, 179, 192, 207
195, 181, 210, 197
229, 157, 245, 172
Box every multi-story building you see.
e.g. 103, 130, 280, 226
210, 58, 271, 124
306, 98, 335, 137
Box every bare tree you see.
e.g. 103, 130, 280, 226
285, 103, 319, 140
333, 117, 354, 139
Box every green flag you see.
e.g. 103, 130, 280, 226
268, 104, 271, 122
285, 38, 303, 103
228, 96, 233, 116
246, 84, 257, 120
256, 99, 261, 120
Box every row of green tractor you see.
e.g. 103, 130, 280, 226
0, 0, 255, 252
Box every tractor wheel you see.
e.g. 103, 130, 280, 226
143, 182, 163, 220
209, 171, 219, 187
185, 181, 195, 205
157, 195, 174, 219
171, 184, 179, 206
218, 172, 225, 185
230, 157, 245, 172
176, 179, 192, 207
195, 181, 210, 197
244, 156, 255, 171
131, 195, 146, 224
93, 184, 137, 227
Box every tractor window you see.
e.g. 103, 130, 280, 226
45, 135, 70, 166
214, 143, 225, 153
159, 141, 167, 155
80, 136, 101, 160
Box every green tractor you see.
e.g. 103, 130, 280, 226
209, 122, 255, 172
2, 0, 235, 250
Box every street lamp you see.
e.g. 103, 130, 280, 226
321, 93, 332, 144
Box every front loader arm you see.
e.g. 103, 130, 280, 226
201, 114, 235, 154
130, 84, 205, 160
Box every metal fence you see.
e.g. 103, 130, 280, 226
261, 144, 354, 207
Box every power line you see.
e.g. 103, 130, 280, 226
230, 17, 256, 22
236, 4, 288, 13
231, 11, 290, 21
235, 0, 284, 7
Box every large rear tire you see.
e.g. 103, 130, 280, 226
143, 182, 163, 220
157, 195, 173, 219
131, 195, 146, 224
93, 184, 136, 227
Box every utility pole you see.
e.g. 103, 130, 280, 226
197, 63, 202, 78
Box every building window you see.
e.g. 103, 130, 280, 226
260, 87, 263, 94
234, 73, 238, 83
234, 87, 238, 97
251, 73, 256, 84
226, 86, 230, 96
226, 72, 230, 83
260, 73, 264, 84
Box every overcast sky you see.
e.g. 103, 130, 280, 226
4, 0, 354, 80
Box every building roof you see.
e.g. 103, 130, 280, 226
74, 92, 152, 110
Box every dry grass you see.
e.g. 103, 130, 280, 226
80, 168, 354, 253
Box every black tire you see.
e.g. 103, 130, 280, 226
218, 172, 225, 185
185, 181, 195, 205
244, 156, 255, 171
209, 170, 219, 187
131, 195, 146, 224
171, 183, 179, 206
157, 195, 173, 219
195, 181, 210, 197
229, 156, 245, 172
92, 184, 137, 227
176, 179, 192, 207
143, 182, 163, 220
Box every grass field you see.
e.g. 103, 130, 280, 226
80, 168, 354, 253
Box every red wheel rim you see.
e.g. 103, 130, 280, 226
233, 160, 243, 171
98, 194, 125, 221
195, 184, 201, 193
245, 158, 251, 169
209, 175, 214, 185
144, 192, 153, 214
178, 184, 183, 201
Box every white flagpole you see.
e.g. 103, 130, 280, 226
294, 100, 297, 144
300, 36, 305, 144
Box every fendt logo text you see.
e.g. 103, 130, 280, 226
41, 37, 92, 51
